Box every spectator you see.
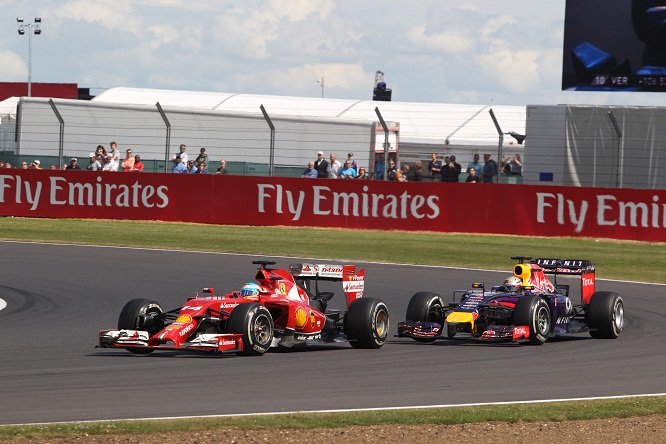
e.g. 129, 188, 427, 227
506, 153, 523, 175
215, 159, 228, 175
121, 149, 135, 172
0, 160, 3, 168
177, 144, 188, 164
66, 158, 81, 170
339, 159, 357, 179
109, 141, 120, 162
49, 164, 57, 170
3, 162, 11, 168
172, 155, 187, 173
133, 155, 144, 172
428, 153, 442, 180
195, 148, 208, 168
87, 152, 101, 171
29, 160, 42, 170
61, 163, 67, 170
346, 153, 357, 171
411, 162, 424, 182
397, 163, 410, 182
499, 156, 507, 175
466, 167, 480, 183
387, 159, 398, 180
21, 161, 28, 169
187, 160, 198, 174
467, 153, 483, 173
327, 153, 341, 179
356, 166, 369, 180
482, 153, 498, 183
195, 160, 209, 174
373, 154, 385, 180
95, 145, 107, 165
314, 151, 328, 178
441, 155, 461, 182
301, 161, 318, 178
102, 154, 119, 172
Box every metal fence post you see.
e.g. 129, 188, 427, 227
489, 109, 503, 183
260, 104, 275, 177
156, 102, 171, 173
48, 99, 65, 167
374, 107, 389, 180
608, 110, 623, 188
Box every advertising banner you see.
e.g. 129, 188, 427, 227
1, 170, 664, 242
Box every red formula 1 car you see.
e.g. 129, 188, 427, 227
397, 256, 624, 345
99, 260, 389, 356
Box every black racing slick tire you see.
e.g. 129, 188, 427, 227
345, 298, 390, 349
512, 295, 551, 345
227, 303, 274, 356
588, 291, 624, 339
117, 298, 164, 354
405, 292, 444, 343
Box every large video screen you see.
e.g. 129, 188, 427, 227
563, 0, 666, 91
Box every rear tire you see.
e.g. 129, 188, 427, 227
227, 303, 274, 356
117, 298, 163, 354
588, 291, 624, 339
345, 298, 389, 349
405, 292, 444, 343
512, 296, 551, 345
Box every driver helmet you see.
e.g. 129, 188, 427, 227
504, 276, 522, 292
240, 282, 261, 298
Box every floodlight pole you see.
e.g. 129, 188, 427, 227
17, 17, 42, 97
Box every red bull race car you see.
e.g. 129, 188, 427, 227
99, 260, 389, 356
397, 256, 623, 345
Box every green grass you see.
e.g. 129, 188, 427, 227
0, 217, 663, 440
0, 396, 664, 440
0, 217, 663, 283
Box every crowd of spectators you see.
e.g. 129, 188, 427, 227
2, 143, 523, 183
299, 150, 521, 183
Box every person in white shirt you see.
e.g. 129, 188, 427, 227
327, 153, 341, 179
177, 144, 188, 164
102, 154, 118, 172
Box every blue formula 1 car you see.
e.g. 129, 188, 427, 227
396, 257, 624, 345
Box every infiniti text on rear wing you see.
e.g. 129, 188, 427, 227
534, 258, 595, 304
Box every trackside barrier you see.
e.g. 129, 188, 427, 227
1, 170, 665, 242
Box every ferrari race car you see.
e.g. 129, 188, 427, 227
99, 260, 389, 356
397, 256, 624, 345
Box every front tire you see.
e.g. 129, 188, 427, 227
227, 303, 274, 356
405, 292, 444, 343
588, 291, 624, 339
512, 296, 551, 345
117, 298, 164, 354
345, 298, 389, 349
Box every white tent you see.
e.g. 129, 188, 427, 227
93, 88, 526, 163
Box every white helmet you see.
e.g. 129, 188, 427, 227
504, 276, 522, 292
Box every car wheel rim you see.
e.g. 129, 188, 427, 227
375, 310, 388, 337
537, 306, 550, 335
253, 314, 272, 344
614, 302, 624, 331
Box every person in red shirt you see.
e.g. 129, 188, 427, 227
133, 155, 145, 172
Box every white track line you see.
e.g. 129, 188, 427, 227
2, 393, 665, 427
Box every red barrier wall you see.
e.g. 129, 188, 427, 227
1, 170, 664, 242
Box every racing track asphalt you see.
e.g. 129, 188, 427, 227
0, 241, 664, 425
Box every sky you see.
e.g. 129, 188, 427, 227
3, 0, 666, 107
